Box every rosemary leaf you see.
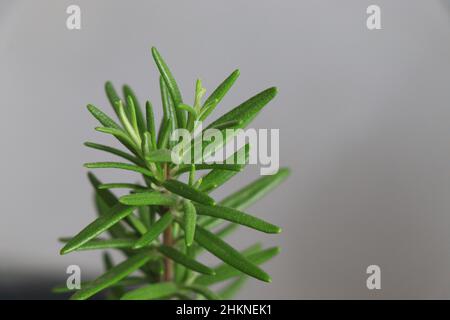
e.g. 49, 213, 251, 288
163, 179, 215, 206
70, 251, 155, 300
60, 204, 136, 255
195, 203, 281, 234
192, 225, 271, 282
119, 192, 177, 206
157, 245, 214, 275
121, 282, 178, 300
220, 167, 290, 210
133, 213, 173, 249
84, 162, 154, 177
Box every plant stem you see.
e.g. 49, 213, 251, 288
163, 222, 173, 281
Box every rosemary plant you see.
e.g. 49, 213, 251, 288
57, 47, 290, 300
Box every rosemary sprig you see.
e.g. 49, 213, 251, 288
57, 46, 290, 300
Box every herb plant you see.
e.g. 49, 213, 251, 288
57, 47, 290, 300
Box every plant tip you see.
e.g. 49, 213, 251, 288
59, 47, 290, 300
271, 87, 278, 95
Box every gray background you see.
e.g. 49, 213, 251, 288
1, 0, 450, 299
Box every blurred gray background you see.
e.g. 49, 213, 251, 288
1, 0, 450, 299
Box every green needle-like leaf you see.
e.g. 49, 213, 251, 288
98, 183, 146, 190
195, 246, 280, 286
70, 251, 154, 300
117, 101, 141, 146
59, 238, 135, 251
119, 192, 177, 206
145, 101, 157, 148
192, 225, 271, 282
183, 200, 196, 247
200, 69, 240, 121
192, 240, 260, 260
206, 87, 277, 130
102, 256, 133, 300
60, 204, 136, 255
142, 131, 152, 159
84, 142, 141, 166
84, 162, 154, 177
52, 277, 147, 294
87, 101, 140, 156
160, 76, 178, 133
88, 173, 128, 238
151, 47, 186, 128
123, 84, 146, 135
104, 256, 126, 300
182, 284, 221, 300
145, 149, 175, 163
157, 245, 214, 275
138, 206, 151, 228
126, 213, 148, 235
126, 95, 139, 135
95, 127, 137, 150
105, 81, 122, 118
189, 164, 196, 186
92, 195, 153, 280
220, 167, 290, 210
199, 144, 250, 192
207, 119, 242, 131
87, 104, 121, 129
195, 203, 281, 234
176, 164, 243, 175
194, 79, 206, 109
178, 103, 198, 118
134, 213, 173, 249
157, 118, 171, 149
121, 282, 178, 300
163, 179, 215, 206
